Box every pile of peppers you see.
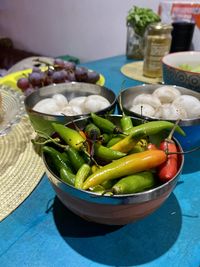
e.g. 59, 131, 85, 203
41, 113, 185, 195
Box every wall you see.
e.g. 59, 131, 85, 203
0, 0, 199, 62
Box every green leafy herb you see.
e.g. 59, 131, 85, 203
126, 6, 161, 36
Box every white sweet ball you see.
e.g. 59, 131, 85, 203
152, 86, 181, 103
69, 96, 87, 107
62, 105, 82, 116
156, 103, 188, 120
130, 104, 155, 117
172, 95, 200, 119
132, 94, 161, 109
33, 98, 60, 114
83, 95, 110, 113
52, 94, 68, 108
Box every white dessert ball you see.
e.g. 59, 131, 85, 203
130, 104, 155, 117
152, 86, 181, 103
132, 94, 161, 109
172, 95, 200, 119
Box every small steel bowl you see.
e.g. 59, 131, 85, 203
43, 115, 184, 225
118, 84, 200, 150
24, 82, 117, 134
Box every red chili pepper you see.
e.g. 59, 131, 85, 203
158, 139, 178, 182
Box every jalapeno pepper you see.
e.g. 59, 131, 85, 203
94, 142, 126, 161
66, 146, 86, 172
106, 136, 124, 147
101, 133, 112, 145
111, 120, 185, 153
82, 149, 167, 190
42, 146, 73, 174
84, 123, 101, 140
120, 115, 133, 133
75, 164, 91, 189
52, 123, 86, 151
126, 121, 185, 137
91, 113, 121, 134
112, 171, 155, 194
60, 167, 76, 186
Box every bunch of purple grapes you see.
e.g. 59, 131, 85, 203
17, 58, 100, 96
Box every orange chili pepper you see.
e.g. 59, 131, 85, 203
82, 149, 167, 190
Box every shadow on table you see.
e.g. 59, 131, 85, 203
52, 193, 182, 266
182, 150, 200, 175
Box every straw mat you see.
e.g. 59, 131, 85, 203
121, 61, 163, 84
0, 116, 45, 221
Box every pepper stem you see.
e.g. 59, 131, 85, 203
167, 119, 181, 140
167, 145, 200, 155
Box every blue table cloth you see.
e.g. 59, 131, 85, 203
0, 55, 200, 267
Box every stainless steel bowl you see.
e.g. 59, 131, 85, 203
118, 84, 200, 150
43, 115, 184, 225
24, 82, 116, 134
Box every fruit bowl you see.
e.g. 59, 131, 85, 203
42, 115, 184, 225
0, 67, 105, 91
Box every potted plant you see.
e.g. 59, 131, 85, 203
126, 6, 161, 59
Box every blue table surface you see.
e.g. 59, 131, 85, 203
0, 55, 200, 267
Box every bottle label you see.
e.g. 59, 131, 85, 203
148, 43, 170, 70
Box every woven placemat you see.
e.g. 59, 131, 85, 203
121, 61, 163, 84
0, 116, 45, 221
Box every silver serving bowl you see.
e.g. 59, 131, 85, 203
118, 84, 200, 150
43, 115, 184, 225
24, 82, 116, 134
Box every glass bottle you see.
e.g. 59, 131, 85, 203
143, 22, 173, 78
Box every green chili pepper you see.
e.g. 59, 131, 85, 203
61, 151, 73, 167
101, 133, 113, 144
60, 167, 75, 186
112, 171, 156, 194
42, 146, 73, 174
111, 121, 185, 153
94, 142, 126, 161
106, 136, 124, 147
66, 146, 86, 172
126, 121, 186, 137
120, 115, 133, 133
84, 123, 101, 140
52, 123, 85, 150
101, 179, 117, 190
91, 113, 121, 134
75, 164, 91, 189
